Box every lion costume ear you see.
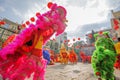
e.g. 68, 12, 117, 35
47, 2, 67, 18
56, 6, 67, 19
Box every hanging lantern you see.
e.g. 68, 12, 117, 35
17, 25, 21, 30
78, 38, 80, 40
64, 40, 67, 43
26, 21, 30, 25
67, 39, 70, 42
30, 17, 35, 22
22, 24, 26, 28
92, 43, 94, 46
47, 2, 53, 8
114, 25, 119, 30
88, 34, 92, 38
0, 21, 6, 25
36, 12, 41, 17
73, 38, 75, 41
113, 19, 119, 25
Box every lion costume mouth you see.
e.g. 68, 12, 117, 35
25, 40, 33, 46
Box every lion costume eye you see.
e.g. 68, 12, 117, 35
26, 40, 33, 46
38, 28, 40, 30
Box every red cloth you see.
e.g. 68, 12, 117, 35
31, 49, 42, 57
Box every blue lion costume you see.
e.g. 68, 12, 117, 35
43, 50, 51, 64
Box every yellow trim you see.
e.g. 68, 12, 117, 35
34, 35, 43, 49
115, 42, 120, 54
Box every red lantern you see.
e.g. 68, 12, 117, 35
0, 21, 6, 25
78, 38, 80, 40
73, 38, 75, 41
92, 43, 94, 46
76, 46, 80, 48
67, 39, 70, 42
96, 72, 100, 76
88, 34, 92, 38
36, 12, 41, 17
47, 2, 53, 8
113, 19, 119, 25
22, 24, 26, 28
26, 21, 30, 25
114, 25, 119, 30
30, 17, 35, 22
64, 40, 67, 43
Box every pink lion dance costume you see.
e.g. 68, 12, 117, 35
0, 2, 67, 80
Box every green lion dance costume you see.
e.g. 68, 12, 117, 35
92, 32, 116, 80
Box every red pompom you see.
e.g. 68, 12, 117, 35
92, 43, 94, 46
36, 12, 41, 17
30, 17, 35, 22
22, 24, 26, 28
78, 38, 80, 40
99, 31, 103, 35
47, 2, 53, 8
26, 21, 30, 25
88, 34, 92, 38
67, 39, 70, 42
96, 72, 100, 76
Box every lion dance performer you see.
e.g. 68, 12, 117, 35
80, 51, 91, 63
0, 2, 67, 80
114, 38, 120, 69
80, 51, 87, 63
69, 49, 78, 64
60, 43, 69, 64
43, 47, 51, 65
91, 32, 116, 80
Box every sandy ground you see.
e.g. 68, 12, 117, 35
45, 62, 120, 80
0, 62, 120, 80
